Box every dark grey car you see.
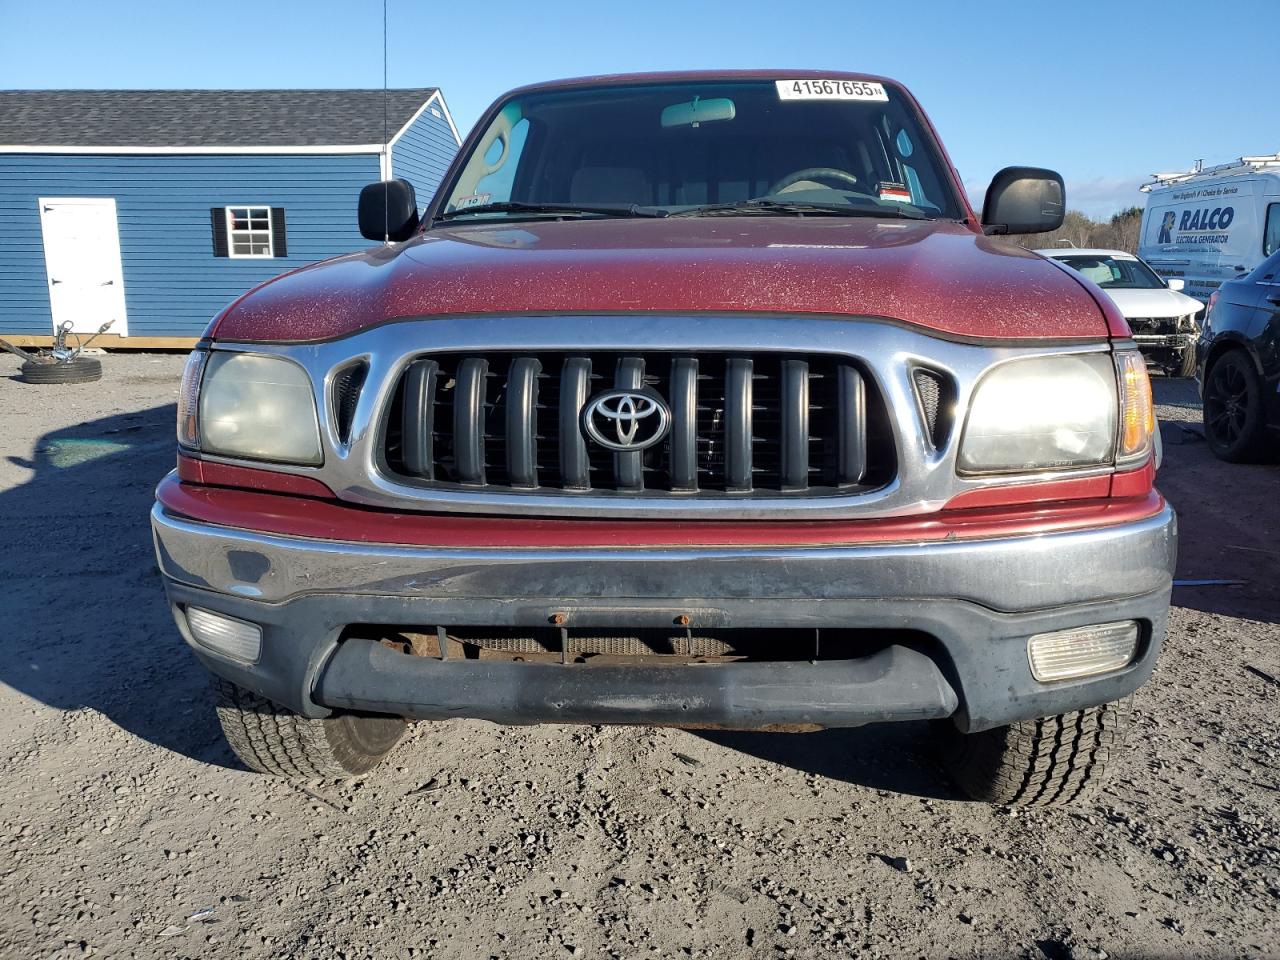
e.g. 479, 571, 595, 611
1197, 250, 1280, 460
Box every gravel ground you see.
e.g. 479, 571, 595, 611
0, 354, 1276, 960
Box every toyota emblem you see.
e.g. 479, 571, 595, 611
582, 389, 671, 451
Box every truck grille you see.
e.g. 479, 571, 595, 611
379, 352, 895, 497
355, 625, 917, 665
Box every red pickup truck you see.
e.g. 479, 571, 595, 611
153, 72, 1174, 805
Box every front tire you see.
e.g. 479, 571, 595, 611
212, 677, 405, 779
1203, 350, 1268, 462
941, 699, 1130, 806
1177, 343, 1198, 379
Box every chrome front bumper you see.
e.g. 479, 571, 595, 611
153, 503, 1175, 612
153, 502, 1176, 732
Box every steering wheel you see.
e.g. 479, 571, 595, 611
767, 167, 861, 195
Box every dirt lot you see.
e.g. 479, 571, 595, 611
0, 354, 1276, 960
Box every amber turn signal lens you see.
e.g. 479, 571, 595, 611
176, 349, 208, 448
1116, 350, 1154, 464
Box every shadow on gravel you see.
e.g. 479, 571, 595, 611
1151, 378, 1280, 626
697, 722, 964, 801
0, 402, 237, 769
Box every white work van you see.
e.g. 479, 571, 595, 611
1137, 153, 1280, 304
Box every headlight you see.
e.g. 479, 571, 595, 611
181, 351, 322, 465
958, 354, 1117, 473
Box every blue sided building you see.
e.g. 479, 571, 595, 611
0, 88, 460, 345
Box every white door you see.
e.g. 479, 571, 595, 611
38, 197, 129, 336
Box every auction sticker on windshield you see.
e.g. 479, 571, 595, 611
776, 79, 888, 102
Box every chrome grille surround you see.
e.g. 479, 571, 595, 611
379, 350, 896, 498
194, 315, 1117, 520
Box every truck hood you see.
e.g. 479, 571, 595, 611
210, 217, 1113, 343
1100, 286, 1204, 320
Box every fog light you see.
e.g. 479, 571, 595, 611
1027, 621, 1139, 682
186, 606, 262, 663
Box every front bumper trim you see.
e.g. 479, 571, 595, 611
155, 501, 1175, 733
152, 501, 1176, 614
318, 639, 960, 728
1132, 333, 1193, 349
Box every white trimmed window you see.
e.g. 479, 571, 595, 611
211, 205, 287, 259
226, 205, 274, 258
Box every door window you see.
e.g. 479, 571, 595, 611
1264, 203, 1280, 257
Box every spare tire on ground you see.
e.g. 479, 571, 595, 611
19, 357, 102, 384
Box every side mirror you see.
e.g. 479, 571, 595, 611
1166, 277, 1186, 292
981, 166, 1065, 235
358, 179, 419, 242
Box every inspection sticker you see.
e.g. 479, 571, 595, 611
453, 193, 491, 210
878, 181, 912, 203
776, 79, 888, 102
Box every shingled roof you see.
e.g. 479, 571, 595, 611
0, 89, 441, 148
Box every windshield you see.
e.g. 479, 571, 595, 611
1054, 254, 1166, 290
438, 79, 964, 221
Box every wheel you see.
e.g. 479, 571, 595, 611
767, 167, 863, 195
19, 356, 102, 384
212, 676, 405, 779
940, 699, 1130, 806
1176, 343, 1198, 379
1203, 350, 1268, 462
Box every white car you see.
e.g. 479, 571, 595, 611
1037, 247, 1204, 376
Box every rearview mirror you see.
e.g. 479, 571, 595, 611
1166, 277, 1186, 292
981, 166, 1065, 235
359, 179, 419, 242
661, 97, 736, 129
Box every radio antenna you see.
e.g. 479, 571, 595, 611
382, 0, 389, 242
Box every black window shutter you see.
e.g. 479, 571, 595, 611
271, 207, 288, 257
210, 207, 229, 257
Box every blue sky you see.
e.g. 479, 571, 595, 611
3, 0, 1277, 219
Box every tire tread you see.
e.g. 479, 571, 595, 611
1177, 345, 1197, 379
944, 698, 1130, 806
211, 676, 403, 780
19, 357, 102, 384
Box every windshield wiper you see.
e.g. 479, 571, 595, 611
436, 201, 668, 221
670, 198, 932, 220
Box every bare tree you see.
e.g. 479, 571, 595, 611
998, 207, 1143, 254
1101, 207, 1143, 253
